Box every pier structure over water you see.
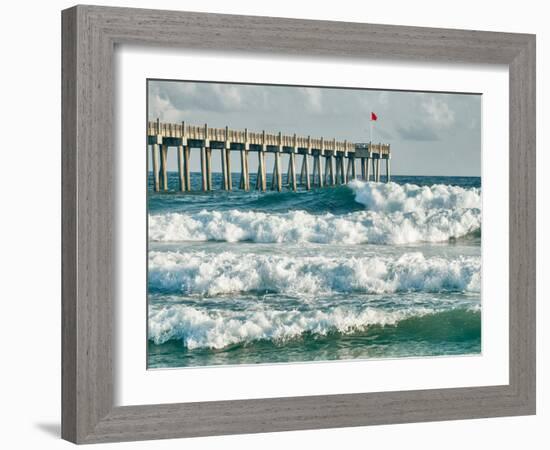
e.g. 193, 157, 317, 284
147, 120, 391, 192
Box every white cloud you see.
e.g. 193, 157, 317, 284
212, 84, 243, 110
149, 93, 174, 121
300, 88, 323, 113
378, 92, 389, 106
421, 97, 455, 128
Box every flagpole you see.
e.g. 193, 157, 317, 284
370, 120, 373, 143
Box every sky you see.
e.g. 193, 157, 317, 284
147, 80, 481, 176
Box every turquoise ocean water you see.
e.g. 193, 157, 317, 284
147, 172, 481, 368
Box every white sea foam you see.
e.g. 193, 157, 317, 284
148, 304, 435, 349
149, 251, 481, 296
149, 182, 481, 245
349, 180, 481, 213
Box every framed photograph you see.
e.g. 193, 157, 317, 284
62, 5, 536, 444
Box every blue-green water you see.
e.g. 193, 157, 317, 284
147, 173, 481, 368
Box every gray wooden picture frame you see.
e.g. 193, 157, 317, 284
61, 5, 536, 444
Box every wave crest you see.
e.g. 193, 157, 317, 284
149, 182, 481, 245
148, 304, 480, 349
149, 251, 481, 296
349, 180, 481, 212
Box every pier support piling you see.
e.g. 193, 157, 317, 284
177, 145, 185, 191
371, 158, 376, 182
312, 155, 318, 186
257, 149, 267, 191
184, 146, 191, 191
240, 149, 249, 191
334, 156, 342, 184
160, 144, 168, 191
303, 154, 311, 190
340, 155, 347, 184
152, 144, 160, 192
226, 149, 232, 191
346, 156, 353, 181
245, 150, 250, 190
318, 155, 324, 187
200, 146, 207, 191
273, 152, 282, 191
289, 153, 297, 191
286, 157, 292, 187
221, 148, 228, 190
206, 148, 212, 190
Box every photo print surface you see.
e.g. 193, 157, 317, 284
146, 80, 482, 369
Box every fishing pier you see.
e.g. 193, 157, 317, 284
147, 120, 391, 192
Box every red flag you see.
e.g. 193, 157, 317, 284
371, 112, 378, 121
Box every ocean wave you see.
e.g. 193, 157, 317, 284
148, 251, 480, 296
149, 182, 481, 245
148, 304, 479, 349
349, 180, 481, 213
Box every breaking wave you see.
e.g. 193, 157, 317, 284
148, 304, 480, 349
148, 182, 481, 245
148, 250, 480, 296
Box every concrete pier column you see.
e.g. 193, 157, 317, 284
200, 146, 207, 191
257, 131, 267, 191
341, 155, 347, 184
177, 145, 185, 191
335, 156, 342, 184
318, 155, 324, 187
318, 139, 325, 188
240, 149, 248, 191
206, 148, 212, 190
286, 156, 292, 187
179, 121, 187, 191
304, 154, 311, 190
386, 157, 391, 183
289, 152, 297, 192
258, 148, 266, 192
346, 156, 353, 181
225, 126, 232, 190
152, 144, 160, 192
245, 150, 250, 190
221, 148, 228, 190
329, 155, 336, 185
273, 133, 283, 191
371, 157, 376, 181
160, 144, 168, 191
226, 149, 232, 191
255, 162, 261, 190
274, 152, 282, 191
376, 157, 381, 182
241, 129, 250, 191
184, 146, 191, 191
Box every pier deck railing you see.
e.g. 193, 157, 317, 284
147, 120, 391, 192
